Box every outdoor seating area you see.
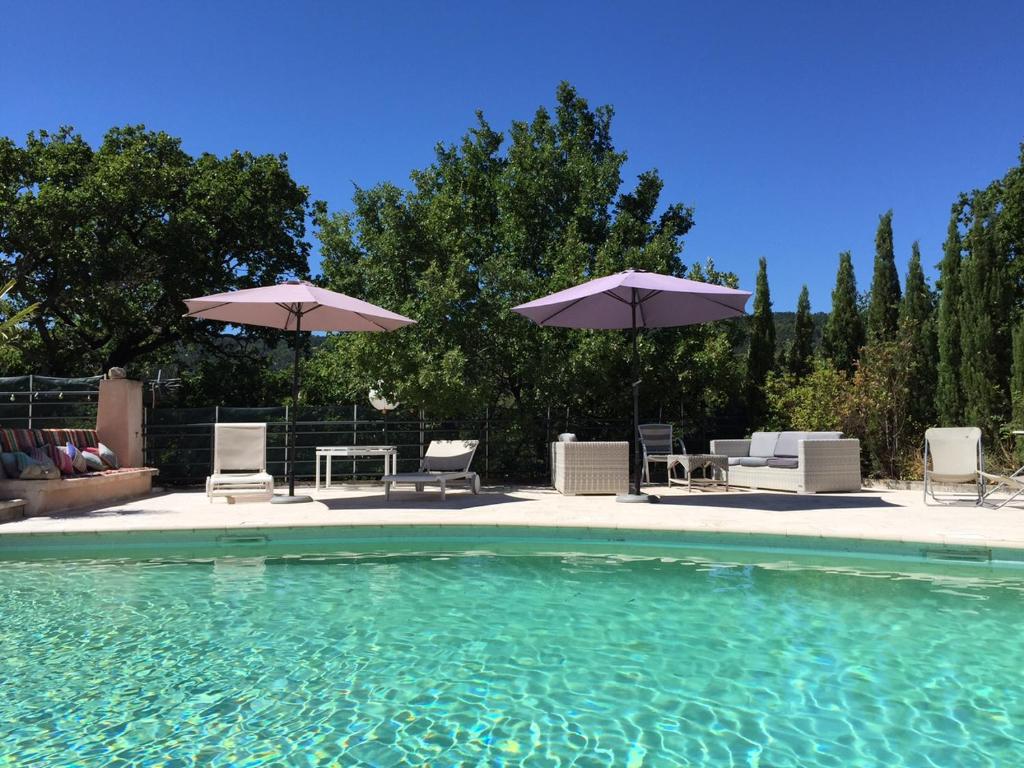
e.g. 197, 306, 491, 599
710, 431, 862, 494
0, 424, 158, 517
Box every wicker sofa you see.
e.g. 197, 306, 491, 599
710, 431, 861, 493
551, 441, 629, 496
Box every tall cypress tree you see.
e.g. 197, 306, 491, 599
866, 210, 901, 343
1012, 316, 1024, 429
745, 257, 775, 424
786, 285, 814, 378
1013, 316, 1024, 462
960, 210, 1009, 435
935, 208, 963, 425
898, 241, 937, 424
821, 251, 864, 373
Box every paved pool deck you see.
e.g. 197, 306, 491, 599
0, 483, 1020, 552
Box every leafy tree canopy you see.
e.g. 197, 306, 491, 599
0, 125, 315, 375
308, 83, 742, 428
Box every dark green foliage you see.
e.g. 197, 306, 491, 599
773, 311, 827, 352
897, 241, 937, 424
821, 252, 864, 373
865, 210, 901, 343
744, 257, 775, 425
786, 285, 814, 377
309, 83, 743, 429
935, 208, 963, 425
959, 203, 1011, 437
1012, 315, 1024, 429
0, 125, 314, 375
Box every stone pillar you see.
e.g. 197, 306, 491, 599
96, 378, 144, 468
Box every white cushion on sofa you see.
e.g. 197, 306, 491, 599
748, 432, 779, 458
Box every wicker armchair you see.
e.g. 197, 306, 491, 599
551, 441, 629, 496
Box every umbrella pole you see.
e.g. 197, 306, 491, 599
272, 307, 313, 504
617, 288, 653, 503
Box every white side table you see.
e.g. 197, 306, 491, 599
315, 446, 398, 490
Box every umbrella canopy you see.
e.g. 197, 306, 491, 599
512, 269, 750, 501
511, 269, 750, 329
185, 279, 415, 502
183, 280, 413, 332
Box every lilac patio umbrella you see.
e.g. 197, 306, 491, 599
185, 279, 415, 503
513, 269, 750, 502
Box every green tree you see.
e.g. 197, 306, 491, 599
821, 251, 864, 373
897, 241, 936, 425
0, 125, 314, 375
785, 285, 814, 377
309, 83, 737, 425
959, 203, 1010, 437
935, 207, 964, 425
865, 210, 901, 343
846, 339, 918, 479
744, 257, 775, 425
1012, 315, 1024, 429
764, 361, 849, 432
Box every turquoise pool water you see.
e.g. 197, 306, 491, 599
2, 542, 1023, 766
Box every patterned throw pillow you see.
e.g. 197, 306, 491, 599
0, 452, 17, 478
48, 444, 75, 476
11, 451, 44, 480
97, 442, 120, 469
28, 447, 60, 480
80, 448, 105, 472
66, 443, 88, 474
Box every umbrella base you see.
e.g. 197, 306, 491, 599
616, 492, 660, 504
270, 493, 314, 505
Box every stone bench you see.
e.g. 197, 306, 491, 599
0, 468, 159, 517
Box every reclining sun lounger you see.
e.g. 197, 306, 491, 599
206, 422, 275, 502
979, 470, 1024, 508
382, 439, 480, 501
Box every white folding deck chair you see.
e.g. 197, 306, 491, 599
207, 422, 275, 503
382, 440, 481, 501
923, 427, 984, 505
638, 423, 685, 484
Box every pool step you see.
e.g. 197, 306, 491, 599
0, 499, 26, 524
216, 534, 270, 546
922, 546, 992, 563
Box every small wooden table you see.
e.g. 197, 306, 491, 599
666, 454, 729, 492
315, 446, 398, 490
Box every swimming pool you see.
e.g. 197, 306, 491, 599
2, 538, 1022, 766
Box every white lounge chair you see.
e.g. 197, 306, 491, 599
923, 427, 984, 505
382, 440, 481, 501
206, 422, 275, 503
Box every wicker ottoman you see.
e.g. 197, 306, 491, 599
551, 441, 629, 496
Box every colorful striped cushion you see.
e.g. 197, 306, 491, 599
70, 429, 99, 449
0, 428, 38, 452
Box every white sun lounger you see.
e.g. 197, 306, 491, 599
383, 440, 481, 501
206, 423, 275, 502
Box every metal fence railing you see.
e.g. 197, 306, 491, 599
144, 404, 641, 486
0, 375, 102, 430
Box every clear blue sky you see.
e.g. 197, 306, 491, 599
2, 0, 1022, 310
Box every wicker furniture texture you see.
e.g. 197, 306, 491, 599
551, 441, 629, 496
666, 453, 729, 491
710, 437, 861, 493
